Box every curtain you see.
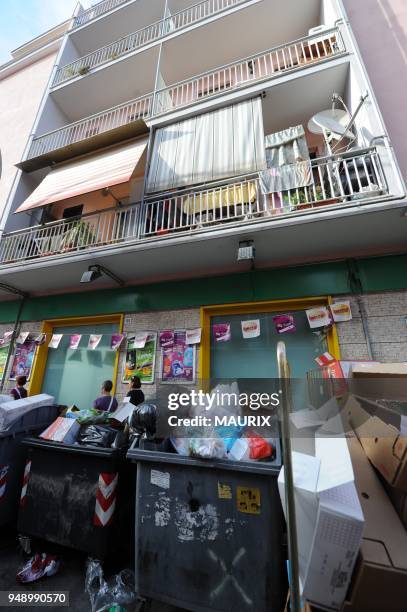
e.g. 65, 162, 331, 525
259, 125, 312, 193
146, 97, 266, 193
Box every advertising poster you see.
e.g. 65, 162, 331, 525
330, 301, 353, 322
111, 334, 125, 351
213, 323, 231, 342
88, 334, 102, 350
273, 314, 296, 334
161, 330, 195, 384
69, 334, 82, 350
241, 319, 261, 339
9, 340, 36, 381
0, 345, 9, 380
123, 332, 157, 384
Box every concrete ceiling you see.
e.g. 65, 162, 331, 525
71, 0, 166, 56
0, 202, 406, 299
51, 46, 159, 121
160, 0, 321, 84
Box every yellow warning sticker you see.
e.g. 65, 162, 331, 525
237, 486, 261, 514
218, 482, 232, 500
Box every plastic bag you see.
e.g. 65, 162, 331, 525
78, 424, 117, 448
188, 434, 226, 459
75, 409, 110, 425
129, 404, 157, 444
85, 559, 137, 612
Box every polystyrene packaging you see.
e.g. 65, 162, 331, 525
0, 394, 55, 430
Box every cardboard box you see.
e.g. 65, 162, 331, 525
342, 436, 407, 612
381, 480, 407, 530
349, 363, 407, 400
347, 396, 407, 493
278, 437, 364, 611
40, 416, 79, 444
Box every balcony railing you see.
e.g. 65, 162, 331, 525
154, 27, 345, 114
72, 0, 130, 29
0, 149, 387, 266
140, 149, 386, 236
55, 0, 249, 86
27, 28, 344, 164
27, 93, 152, 160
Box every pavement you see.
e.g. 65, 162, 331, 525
0, 527, 184, 612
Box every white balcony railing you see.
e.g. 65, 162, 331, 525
0, 149, 387, 266
0, 203, 141, 265
154, 27, 345, 114
28, 28, 345, 163
72, 0, 130, 29
141, 148, 386, 235
55, 0, 249, 86
27, 93, 152, 160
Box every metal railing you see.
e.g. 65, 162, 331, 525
72, 0, 130, 29
28, 28, 344, 161
27, 93, 152, 159
0, 203, 141, 265
0, 149, 387, 265
154, 27, 345, 114
55, 0, 249, 86
140, 148, 385, 236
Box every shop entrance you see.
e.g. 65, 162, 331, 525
30, 316, 122, 409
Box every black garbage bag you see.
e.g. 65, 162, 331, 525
129, 404, 157, 446
78, 424, 117, 448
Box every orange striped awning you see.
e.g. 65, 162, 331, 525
15, 138, 147, 213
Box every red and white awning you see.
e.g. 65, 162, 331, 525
15, 138, 147, 213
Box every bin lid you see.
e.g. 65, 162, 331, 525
22, 436, 126, 459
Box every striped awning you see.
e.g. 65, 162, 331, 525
15, 138, 147, 213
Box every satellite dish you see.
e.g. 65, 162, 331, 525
308, 109, 356, 140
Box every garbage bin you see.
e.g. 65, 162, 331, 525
127, 441, 287, 612
0, 404, 59, 527
17, 438, 133, 560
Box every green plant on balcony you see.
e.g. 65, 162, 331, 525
282, 190, 308, 208
108, 51, 119, 60
65, 65, 76, 78
78, 65, 90, 76
60, 220, 96, 251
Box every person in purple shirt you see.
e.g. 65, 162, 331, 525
93, 380, 118, 412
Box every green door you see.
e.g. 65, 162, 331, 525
42, 323, 119, 410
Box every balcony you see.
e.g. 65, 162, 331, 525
0, 148, 388, 267
54, 0, 251, 87
72, 0, 132, 29
154, 27, 345, 115
21, 28, 345, 172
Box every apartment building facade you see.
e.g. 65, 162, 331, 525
0, 0, 405, 408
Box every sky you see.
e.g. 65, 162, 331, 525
0, 0, 90, 64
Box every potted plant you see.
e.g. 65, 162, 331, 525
78, 65, 90, 76
60, 220, 96, 251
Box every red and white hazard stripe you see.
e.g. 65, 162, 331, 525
94, 472, 118, 527
0, 465, 9, 502
20, 460, 32, 506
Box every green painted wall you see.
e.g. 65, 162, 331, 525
0, 254, 406, 324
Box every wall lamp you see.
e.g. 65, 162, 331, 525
80, 264, 125, 287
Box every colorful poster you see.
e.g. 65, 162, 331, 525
161, 330, 195, 384
122, 333, 157, 384
0, 345, 9, 379
111, 334, 125, 351
88, 334, 102, 350
186, 328, 202, 345
306, 307, 332, 329
159, 330, 174, 348
0, 331, 13, 347
330, 301, 352, 322
49, 334, 63, 349
241, 319, 260, 339
213, 323, 231, 342
9, 340, 36, 381
69, 334, 82, 350
273, 314, 296, 334
34, 333, 46, 346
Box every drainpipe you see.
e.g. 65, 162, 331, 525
0, 288, 27, 392
347, 259, 374, 360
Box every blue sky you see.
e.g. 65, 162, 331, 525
0, 0, 90, 64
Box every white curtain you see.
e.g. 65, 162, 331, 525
146, 97, 266, 193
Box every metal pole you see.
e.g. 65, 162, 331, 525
277, 341, 301, 612
0, 297, 26, 392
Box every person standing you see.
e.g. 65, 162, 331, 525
127, 376, 145, 406
93, 380, 118, 412
10, 375, 28, 400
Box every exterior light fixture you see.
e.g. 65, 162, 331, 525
237, 241, 255, 262
80, 264, 125, 286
